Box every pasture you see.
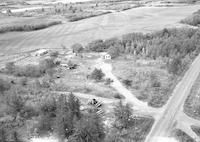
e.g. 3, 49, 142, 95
0, 4, 199, 55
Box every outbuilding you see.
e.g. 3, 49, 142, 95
100, 52, 111, 60
35, 49, 49, 56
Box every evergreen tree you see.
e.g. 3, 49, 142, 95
54, 94, 81, 139
0, 127, 7, 142
68, 112, 105, 142
12, 131, 22, 142
68, 93, 81, 119
90, 68, 105, 81
113, 101, 133, 131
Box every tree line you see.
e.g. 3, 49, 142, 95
73, 28, 200, 75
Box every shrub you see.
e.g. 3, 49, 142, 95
20, 105, 38, 119
50, 51, 59, 58
149, 73, 161, 87
123, 79, 132, 87
167, 57, 183, 75
39, 58, 56, 71
86, 39, 106, 52
191, 126, 200, 137
108, 46, 120, 59
113, 101, 133, 130
174, 129, 196, 142
5, 62, 15, 74
90, 68, 105, 81
6, 93, 26, 119
105, 78, 113, 86
19, 77, 28, 86
39, 98, 57, 117
114, 93, 122, 99
68, 113, 105, 142
36, 114, 54, 136
12, 131, 22, 142
14, 65, 42, 77
71, 43, 84, 53
181, 10, 200, 26
0, 127, 7, 142
5, 57, 58, 78
0, 79, 10, 94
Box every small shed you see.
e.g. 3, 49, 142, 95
100, 53, 111, 60
104, 54, 111, 60
35, 49, 49, 56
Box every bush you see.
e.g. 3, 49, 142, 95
68, 113, 105, 142
105, 78, 113, 86
108, 46, 120, 59
174, 129, 196, 142
5, 62, 15, 74
113, 101, 133, 130
14, 65, 42, 77
0, 79, 10, 94
19, 77, 28, 86
167, 57, 183, 75
71, 43, 84, 53
4, 57, 58, 78
39, 58, 57, 71
191, 126, 200, 137
105, 117, 154, 142
68, 12, 111, 22
36, 114, 54, 136
90, 68, 105, 81
50, 51, 59, 58
0, 127, 7, 142
39, 98, 57, 117
20, 105, 38, 119
6, 93, 26, 119
86, 39, 106, 52
149, 73, 161, 87
123, 79, 132, 87
113, 93, 122, 99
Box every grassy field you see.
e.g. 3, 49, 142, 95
111, 57, 174, 107
191, 126, 200, 137
172, 129, 196, 142
52, 55, 120, 99
184, 72, 200, 120
106, 116, 154, 142
0, 5, 199, 54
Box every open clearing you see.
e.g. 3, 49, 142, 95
0, 4, 199, 55
111, 58, 174, 108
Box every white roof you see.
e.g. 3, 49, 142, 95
36, 49, 49, 54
